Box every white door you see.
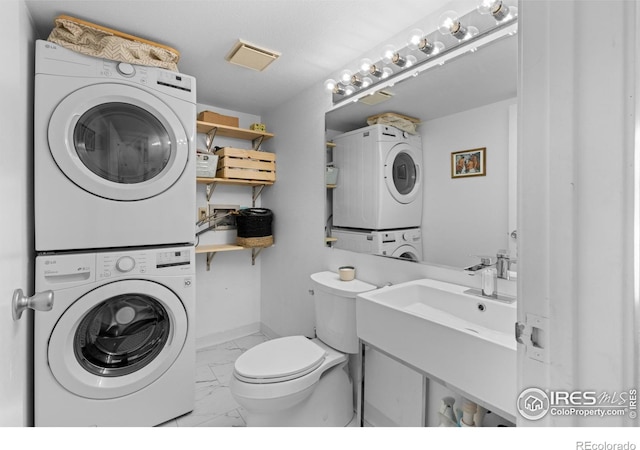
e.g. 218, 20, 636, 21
0, 0, 33, 427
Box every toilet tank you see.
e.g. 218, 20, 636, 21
310, 271, 377, 354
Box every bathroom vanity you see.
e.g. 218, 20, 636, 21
356, 278, 517, 425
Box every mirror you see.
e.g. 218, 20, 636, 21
325, 33, 518, 269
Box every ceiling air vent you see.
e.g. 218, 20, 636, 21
226, 40, 281, 72
358, 90, 394, 106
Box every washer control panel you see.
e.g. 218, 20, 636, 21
36, 247, 195, 288
98, 252, 149, 280
95, 247, 193, 280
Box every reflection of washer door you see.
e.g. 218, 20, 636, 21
384, 142, 421, 204
48, 84, 189, 201
48, 280, 187, 399
391, 245, 420, 261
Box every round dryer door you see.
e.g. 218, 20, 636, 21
384, 142, 422, 204
47, 279, 188, 400
391, 245, 420, 262
48, 84, 189, 201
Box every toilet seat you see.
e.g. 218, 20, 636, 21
234, 336, 327, 384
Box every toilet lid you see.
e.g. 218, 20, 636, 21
234, 336, 327, 383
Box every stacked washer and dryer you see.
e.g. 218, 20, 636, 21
331, 124, 424, 261
33, 40, 197, 426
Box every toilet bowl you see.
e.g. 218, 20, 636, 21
229, 271, 377, 427
230, 337, 353, 426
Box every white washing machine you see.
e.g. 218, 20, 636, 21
332, 124, 423, 230
331, 227, 423, 261
34, 40, 196, 252
34, 246, 195, 426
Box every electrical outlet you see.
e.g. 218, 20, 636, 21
198, 207, 208, 223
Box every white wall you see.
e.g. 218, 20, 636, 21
421, 98, 515, 268
0, 0, 36, 426
260, 87, 330, 338
194, 105, 263, 347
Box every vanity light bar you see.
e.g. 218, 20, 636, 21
324, 0, 517, 103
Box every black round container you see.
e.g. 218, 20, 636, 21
236, 208, 273, 237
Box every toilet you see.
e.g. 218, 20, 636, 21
229, 271, 376, 426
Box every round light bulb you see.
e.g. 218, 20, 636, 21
324, 79, 337, 91
481, 0, 515, 21
381, 67, 393, 79
381, 44, 396, 64
344, 85, 356, 96
361, 77, 373, 88
438, 10, 462, 36
478, 0, 499, 15
339, 69, 353, 84
358, 58, 373, 75
405, 55, 417, 68
407, 28, 424, 50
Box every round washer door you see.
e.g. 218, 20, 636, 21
48, 279, 188, 400
391, 245, 420, 262
384, 142, 422, 204
48, 83, 189, 201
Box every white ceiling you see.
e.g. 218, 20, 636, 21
24, 0, 456, 115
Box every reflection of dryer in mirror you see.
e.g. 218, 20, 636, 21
34, 246, 195, 426
34, 40, 196, 252
332, 124, 423, 230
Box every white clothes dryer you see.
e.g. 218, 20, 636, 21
34, 40, 196, 252
332, 124, 423, 230
34, 246, 195, 427
331, 227, 423, 261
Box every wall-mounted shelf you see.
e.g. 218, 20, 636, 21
197, 121, 274, 150
196, 177, 273, 204
195, 119, 275, 270
196, 244, 269, 270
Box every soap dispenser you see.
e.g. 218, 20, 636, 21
481, 267, 498, 298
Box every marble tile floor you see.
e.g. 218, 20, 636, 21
158, 332, 270, 427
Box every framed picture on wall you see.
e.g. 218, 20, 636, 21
451, 147, 486, 178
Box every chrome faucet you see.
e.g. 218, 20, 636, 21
496, 249, 517, 280
463, 255, 516, 303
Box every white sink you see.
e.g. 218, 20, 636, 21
356, 278, 516, 420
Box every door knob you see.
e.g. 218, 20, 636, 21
12, 289, 54, 321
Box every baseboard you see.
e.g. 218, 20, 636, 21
195, 322, 262, 350
258, 323, 281, 340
